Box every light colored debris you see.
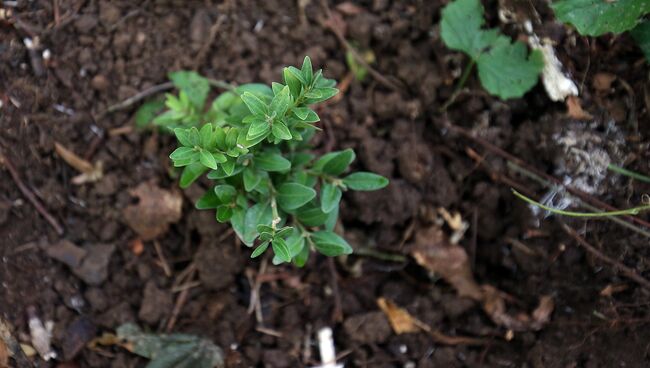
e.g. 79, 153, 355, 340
27, 307, 56, 361
314, 327, 343, 368
528, 32, 578, 102
54, 142, 103, 184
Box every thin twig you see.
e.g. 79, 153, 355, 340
561, 223, 650, 290
0, 152, 64, 235
318, 0, 404, 92
166, 288, 190, 332
327, 257, 343, 323
440, 59, 476, 112
103, 82, 174, 115
153, 240, 172, 277
193, 15, 226, 70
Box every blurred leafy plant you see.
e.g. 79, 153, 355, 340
153, 57, 388, 265
116, 323, 224, 368
551, 0, 649, 61
440, 0, 544, 100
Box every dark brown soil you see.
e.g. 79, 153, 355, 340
2, 1, 650, 367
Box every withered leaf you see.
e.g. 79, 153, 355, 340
123, 182, 183, 241
377, 298, 421, 334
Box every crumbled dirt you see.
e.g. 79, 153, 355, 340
2, 0, 650, 367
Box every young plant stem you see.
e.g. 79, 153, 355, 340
440, 60, 476, 111
512, 189, 650, 218
607, 164, 650, 184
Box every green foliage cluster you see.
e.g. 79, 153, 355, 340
440, 0, 544, 100
153, 57, 388, 265
551, 0, 649, 61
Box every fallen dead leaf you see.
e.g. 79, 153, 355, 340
377, 298, 421, 334
566, 96, 593, 120
412, 226, 483, 300
411, 225, 554, 332
123, 182, 183, 241
592, 72, 616, 92
335, 2, 365, 15
0, 338, 8, 368
54, 142, 103, 184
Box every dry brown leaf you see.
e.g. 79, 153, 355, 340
377, 298, 421, 334
412, 225, 554, 332
566, 96, 593, 120
123, 182, 183, 241
412, 226, 483, 300
592, 72, 616, 92
54, 142, 103, 184
0, 338, 8, 368
335, 2, 365, 15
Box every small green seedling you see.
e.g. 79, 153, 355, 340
551, 0, 649, 61
156, 57, 389, 266
440, 0, 544, 100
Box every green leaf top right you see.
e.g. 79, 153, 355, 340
440, 0, 544, 100
551, 0, 650, 36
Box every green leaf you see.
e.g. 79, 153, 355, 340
440, 0, 543, 99
243, 168, 262, 192
216, 206, 233, 222
195, 189, 221, 210
179, 163, 208, 188
552, 0, 649, 36
322, 148, 355, 176
174, 128, 192, 147
440, 0, 497, 59
170, 147, 198, 166
169, 71, 211, 110
631, 20, 650, 61
321, 183, 342, 213
272, 237, 292, 263
311, 230, 353, 257
295, 202, 329, 227
246, 117, 271, 140
221, 159, 236, 176
241, 92, 268, 116
324, 204, 338, 231
135, 100, 165, 129
254, 152, 291, 172
186, 127, 201, 146
277, 183, 316, 211
283, 68, 302, 98
214, 185, 236, 202
199, 124, 215, 148
477, 40, 544, 100
199, 150, 218, 170
343, 172, 389, 191
116, 323, 224, 368
293, 241, 310, 267
292, 107, 311, 120
286, 231, 305, 258
269, 85, 292, 118
231, 208, 246, 243
301, 56, 313, 84
242, 203, 273, 246
271, 120, 292, 140
251, 241, 270, 258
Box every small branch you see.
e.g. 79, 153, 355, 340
103, 82, 174, 115
327, 257, 343, 323
153, 240, 172, 277
0, 152, 64, 235
561, 223, 650, 290
193, 15, 226, 71
166, 287, 190, 332
440, 59, 476, 112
